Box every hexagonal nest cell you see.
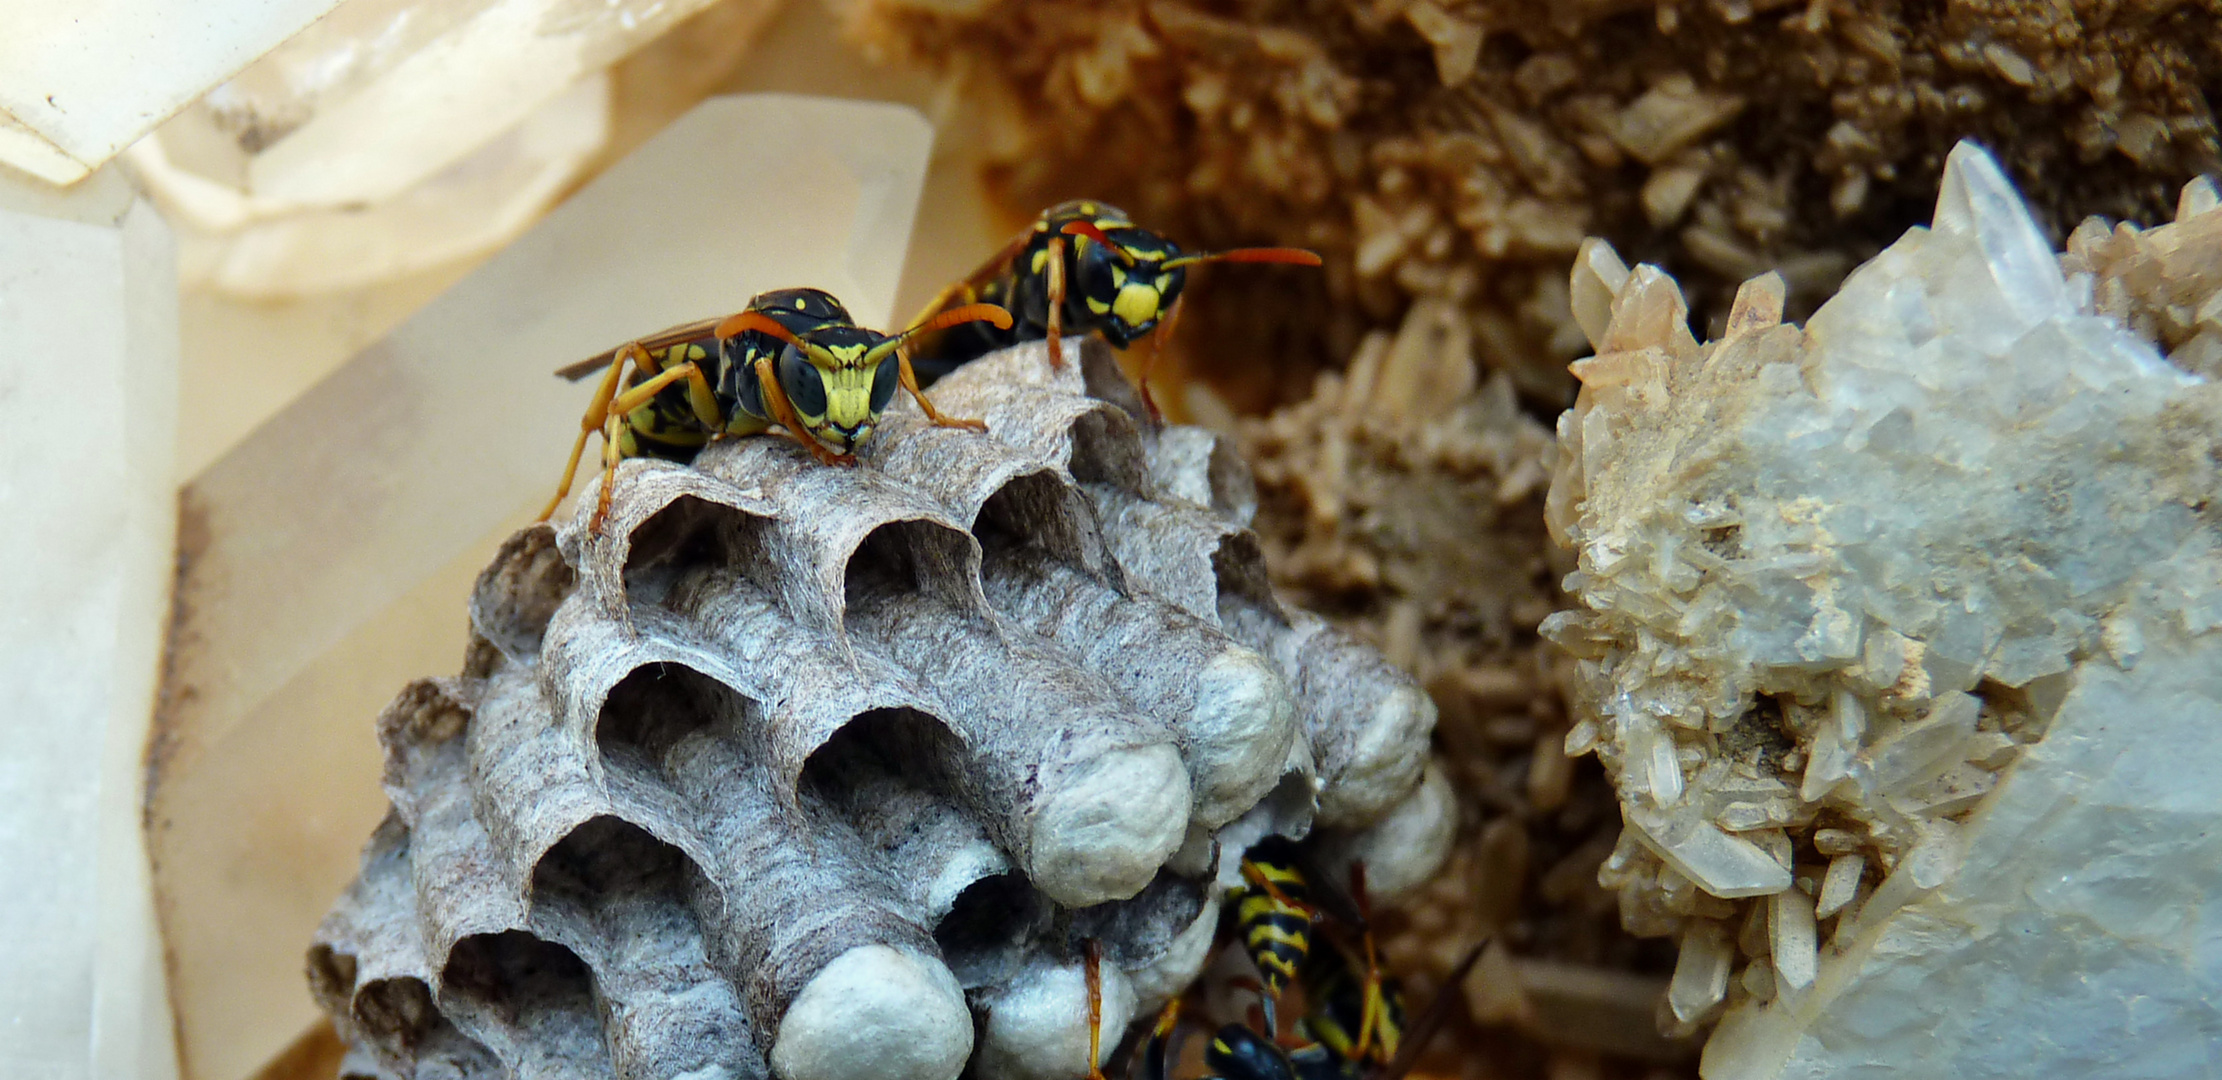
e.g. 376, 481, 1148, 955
307, 339, 1443, 1080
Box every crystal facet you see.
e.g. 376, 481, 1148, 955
1548, 141, 2222, 1078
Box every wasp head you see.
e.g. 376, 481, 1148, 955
773, 325, 901, 455
1065, 222, 1185, 347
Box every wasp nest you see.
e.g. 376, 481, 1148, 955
306, 339, 1447, 1080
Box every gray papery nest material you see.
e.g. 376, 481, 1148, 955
308, 339, 1442, 1080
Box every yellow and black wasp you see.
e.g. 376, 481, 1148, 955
1199, 840, 1481, 1080
1134, 940, 1476, 1080
1229, 835, 1319, 1038
538, 287, 1011, 529
905, 200, 1322, 417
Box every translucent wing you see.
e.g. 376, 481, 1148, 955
553, 315, 729, 381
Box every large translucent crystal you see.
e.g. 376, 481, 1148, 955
0, 0, 344, 183
1546, 141, 2222, 1077
0, 167, 180, 1079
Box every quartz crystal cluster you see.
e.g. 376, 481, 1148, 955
307, 340, 1444, 1080
1544, 139, 2222, 1077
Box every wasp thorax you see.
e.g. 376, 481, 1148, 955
312, 339, 1442, 1080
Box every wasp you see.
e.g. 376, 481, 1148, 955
1216, 843, 1482, 1080
538, 287, 1011, 529
905, 200, 1322, 417
1229, 835, 1319, 1037
1293, 929, 1407, 1077
1135, 944, 1475, 1080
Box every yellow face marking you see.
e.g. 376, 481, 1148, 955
821, 364, 877, 430
1113, 282, 1162, 328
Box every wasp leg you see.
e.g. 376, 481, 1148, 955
592, 410, 627, 532
1141, 1000, 1181, 1080
1046, 233, 1068, 369
1347, 863, 1386, 1063
753, 353, 855, 466
540, 342, 643, 524
604, 358, 724, 430
895, 350, 988, 432
1085, 940, 1109, 1080
1137, 292, 1184, 428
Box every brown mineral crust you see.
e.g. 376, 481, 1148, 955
844, 0, 2219, 408
1222, 309, 1689, 1075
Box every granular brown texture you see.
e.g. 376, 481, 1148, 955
842, 0, 2219, 409
1227, 307, 1692, 1077
838, 2, 2218, 1073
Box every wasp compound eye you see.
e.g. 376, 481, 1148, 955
870, 354, 900, 415
779, 344, 828, 420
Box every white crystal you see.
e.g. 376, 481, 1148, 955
168, 0, 726, 208
1863, 692, 1978, 795
1707, 624, 2222, 1079
1669, 923, 1735, 1023
131, 72, 614, 298
0, 166, 180, 1080
1626, 804, 1792, 899
1813, 855, 1862, 920
1546, 140, 2222, 1078
1766, 889, 1817, 991
0, 0, 344, 183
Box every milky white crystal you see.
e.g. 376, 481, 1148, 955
0, 167, 180, 1080
0, 0, 344, 183
1545, 140, 2222, 1077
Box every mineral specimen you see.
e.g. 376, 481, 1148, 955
1544, 139, 2222, 1077
308, 339, 1442, 1079
0, 166, 180, 1080
844, 0, 2222, 409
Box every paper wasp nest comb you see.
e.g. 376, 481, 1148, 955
306, 339, 1443, 1080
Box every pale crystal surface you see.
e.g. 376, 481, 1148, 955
122, 0, 783, 298
0, 168, 180, 1079
1544, 141, 2222, 1077
0, 0, 344, 183
146, 0, 727, 208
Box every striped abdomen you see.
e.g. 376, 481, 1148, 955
1233, 845, 1313, 998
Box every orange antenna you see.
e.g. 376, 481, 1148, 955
902, 302, 1013, 337
869, 303, 1014, 361
1059, 220, 1133, 263
1160, 247, 1323, 271
714, 311, 811, 349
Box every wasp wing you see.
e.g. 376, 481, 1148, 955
553, 315, 731, 381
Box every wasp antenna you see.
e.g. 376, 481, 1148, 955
1161, 246, 1324, 270
1059, 220, 1133, 263
715, 310, 810, 350
875, 303, 1013, 360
